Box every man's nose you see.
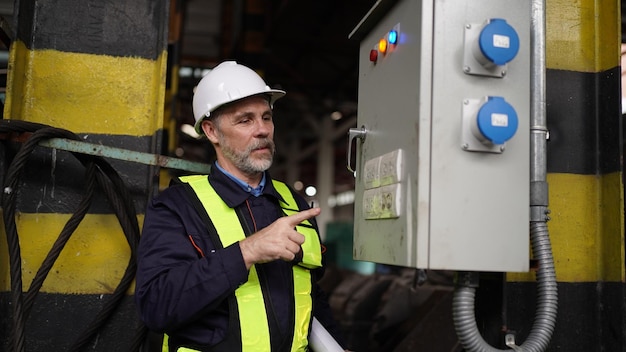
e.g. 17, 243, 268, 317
254, 119, 273, 136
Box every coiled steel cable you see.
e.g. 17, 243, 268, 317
1, 120, 147, 351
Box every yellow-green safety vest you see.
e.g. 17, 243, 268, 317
167, 175, 322, 352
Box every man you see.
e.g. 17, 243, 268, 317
135, 61, 344, 351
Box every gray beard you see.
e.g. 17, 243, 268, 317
219, 136, 275, 175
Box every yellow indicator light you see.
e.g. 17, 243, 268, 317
378, 38, 388, 54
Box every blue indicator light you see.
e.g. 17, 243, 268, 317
476, 96, 518, 145
478, 19, 520, 66
388, 30, 398, 45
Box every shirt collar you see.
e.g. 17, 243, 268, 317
209, 162, 285, 207
215, 161, 266, 196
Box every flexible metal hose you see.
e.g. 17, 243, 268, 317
452, 221, 558, 352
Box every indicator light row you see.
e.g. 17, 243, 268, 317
369, 19, 520, 70
370, 26, 399, 63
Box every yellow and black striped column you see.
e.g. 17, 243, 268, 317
506, 0, 624, 350
0, 0, 168, 350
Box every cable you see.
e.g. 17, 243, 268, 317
452, 222, 558, 352
0, 120, 147, 351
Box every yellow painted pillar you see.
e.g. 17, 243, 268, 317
507, 0, 624, 350
0, 0, 169, 351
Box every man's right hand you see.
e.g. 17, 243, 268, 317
239, 207, 321, 269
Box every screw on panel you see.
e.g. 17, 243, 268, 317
499, 145, 505, 152
501, 70, 507, 77
465, 24, 471, 29
463, 66, 471, 73
462, 144, 469, 150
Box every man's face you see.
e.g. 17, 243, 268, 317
202, 95, 276, 177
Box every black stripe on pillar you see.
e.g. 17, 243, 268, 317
15, 0, 168, 59
546, 67, 621, 175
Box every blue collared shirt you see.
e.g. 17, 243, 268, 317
215, 161, 265, 197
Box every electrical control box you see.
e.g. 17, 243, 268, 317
348, 0, 530, 272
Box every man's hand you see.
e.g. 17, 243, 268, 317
239, 207, 321, 269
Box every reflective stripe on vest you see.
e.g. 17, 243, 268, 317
271, 180, 322, 269
178, 175, 321, 352
269, 180, 322, 351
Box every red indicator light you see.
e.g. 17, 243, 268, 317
369, 49, 378, 63
378, 38, 388, 54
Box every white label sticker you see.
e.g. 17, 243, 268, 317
491, 113, 509, 127
493, 34, 510, 49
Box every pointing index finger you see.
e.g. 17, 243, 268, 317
286, 207, 321, 226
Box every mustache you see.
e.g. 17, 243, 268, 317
247, 138, 275, 154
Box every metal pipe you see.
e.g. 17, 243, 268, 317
529, 0, 550, 213
37, 138, 212, 174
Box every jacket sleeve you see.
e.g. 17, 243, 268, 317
134, 186, 249, 332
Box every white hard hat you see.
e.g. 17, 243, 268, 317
192, 61, 286, 133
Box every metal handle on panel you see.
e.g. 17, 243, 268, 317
346, 126, 367, 174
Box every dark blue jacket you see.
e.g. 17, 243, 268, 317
135, 165, 342, 350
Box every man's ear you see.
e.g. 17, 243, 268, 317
201, 119, 219, 144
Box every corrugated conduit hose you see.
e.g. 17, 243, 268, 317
452, 221, 557, 352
